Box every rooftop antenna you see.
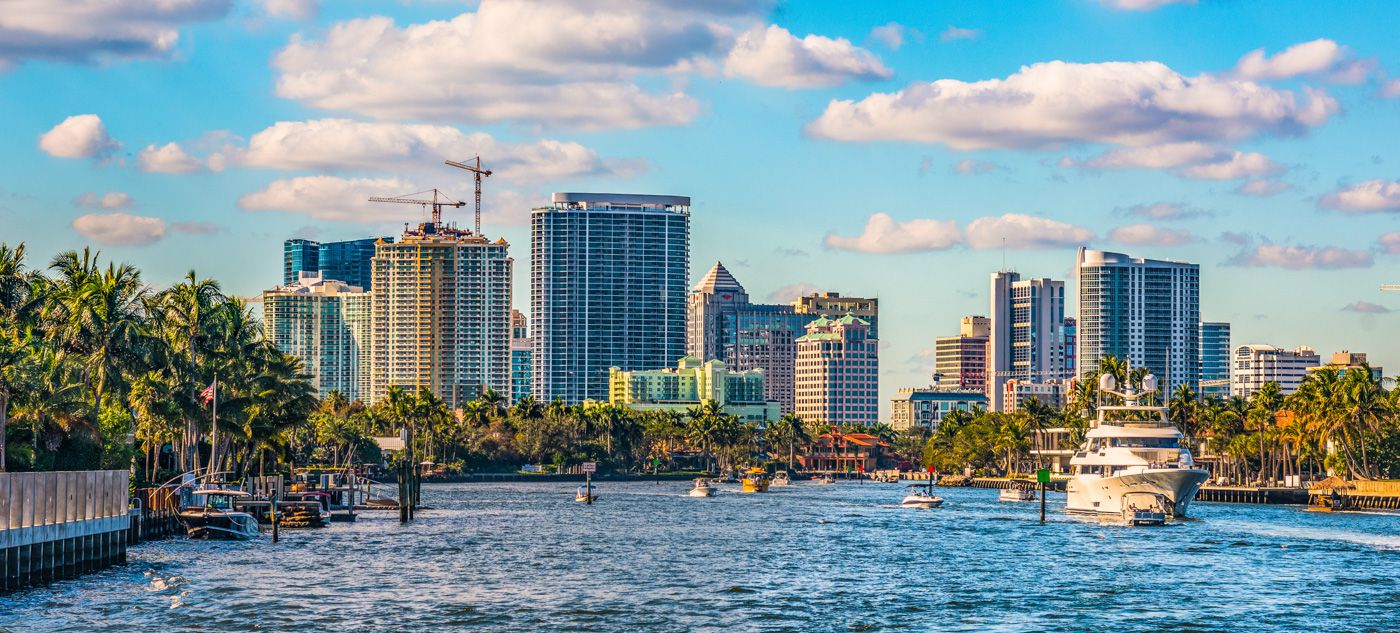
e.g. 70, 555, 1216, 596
445, 156, 492, 236
1002, 237, 1006, 272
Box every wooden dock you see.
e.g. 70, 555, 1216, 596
1, 471, 134, 593
1196, 486, 1309, 505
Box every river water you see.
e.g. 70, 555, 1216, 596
2, 481, 1398, 632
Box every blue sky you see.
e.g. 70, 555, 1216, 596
4, 0, 1400, 412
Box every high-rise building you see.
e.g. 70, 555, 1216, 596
934, 316, 988, 390
794, 315, 879, 426
511, 309, 529, 340
262, 271, 372, 400
989, 272, 1067, 411
1063, 317, 1077, 379
1076, 248, 1201, 394
283, 237, 387, 290
370, 224, 512, 409
510, 309, 532, 404
1232, 344, 1319, 397
1309, 350, 1383, 381
608, 356, 781, 424
686, 262, 806, 412
531, 193, 690, 404
1200, 321, 1232, 397
792, 292, 878, 337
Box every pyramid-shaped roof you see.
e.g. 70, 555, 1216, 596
693, 261, 746, 294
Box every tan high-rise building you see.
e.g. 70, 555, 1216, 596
370, 225, 513, 409
792, 292, 878, 335
795, 315, 878, 426
934, 316, 989, 390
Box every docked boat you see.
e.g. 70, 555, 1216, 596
771, 471, 791, 487
741, 468, 770, 493
689, 478, 715, 497
179, 489, 260, 540
575, 485, 599, 503
1066, 372, 1209, 520
999, 485, 1037, 502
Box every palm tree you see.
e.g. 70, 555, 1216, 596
769, 412, 810, 472
1169, 384, 1199, 447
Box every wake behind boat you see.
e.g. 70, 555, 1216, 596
1066, 372, 1208, 520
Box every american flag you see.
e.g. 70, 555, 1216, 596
199, 381, 216, 405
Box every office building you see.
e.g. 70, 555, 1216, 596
532, 193, 690, 404
989, 272, 1067, 411
1309, 350, 1383, 381
889, 388, 988, 432
510, 310, 532, 404
1076, 248, 1201, 394
283, 237, 386, 290
370, 224, 512, 409
1200, 321, 1232, 397
608, 357, 780, 424
261, 271, 372, 400
1001, 380, 1065, 412
933, 316, 988, 390
686, 262, 806, 412
1232, 344, 1320, 398
794, 315, 879, 426
1063, 317, 1077, 379
792, 292, 878, 337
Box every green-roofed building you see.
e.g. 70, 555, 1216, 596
795, 313, 879, 426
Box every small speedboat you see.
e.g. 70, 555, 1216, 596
815, 476, 835, 485
999, 486, 1037, 502
901, 492, 944, 508
689, 478, 715, 497
179, 489, 260, 540
771, 471, 791, 487
575, 485, 599, 503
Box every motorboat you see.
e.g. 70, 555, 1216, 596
901, 474, 944, 508
815, 475, 835, 485
1066, 371, 1209, 520
179, 489, 260, 540
1121, 492, 1168, 526
689, 478, 715, 497
770, 471, 791, 487
999, 485, 1037, 502
575, 485, 599, 503
741, 468, 770, 493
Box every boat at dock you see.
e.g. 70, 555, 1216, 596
179, 489, 260, 540
1066, 372, 1208, 520
689, 478, 715, 497
999, 485, 1036, 502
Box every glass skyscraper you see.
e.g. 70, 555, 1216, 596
262, 272, 372, 401
531, 193, 690, 404
283, 239, 320, 286
283, 237, 386, 290
1199, 321, 1231, 397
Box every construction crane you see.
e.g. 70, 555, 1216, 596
367, 189, 465, 228
444, 156, 492, 236
1382, 284, 1400, 292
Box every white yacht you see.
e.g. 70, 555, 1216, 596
1066, 372, 1209, 520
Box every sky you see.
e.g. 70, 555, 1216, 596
4, 0, 1400, 414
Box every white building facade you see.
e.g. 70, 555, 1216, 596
1232, 344, 1320, 398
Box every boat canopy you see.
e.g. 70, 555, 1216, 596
192, 488, 252, 497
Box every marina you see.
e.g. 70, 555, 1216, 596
2, 481, 1397, 631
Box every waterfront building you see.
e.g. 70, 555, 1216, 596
989, 271, 1067, 411
933, 316, 988, 391
370, 224, 512, 409
1001, 380, 1065, 413
1076, 248, 1201, 394
1200, 321, 1232, 397
608, 357, 780, 424
795, 315, 879, 426
1309, 350, 1383, 381
532, 193, 689, 404
261, 271, 372, 400
792, 292, 878, 337
889, 388, 988, 432
800, 433, 888, 473
284, 237, 385, 290
1232, 344, 1320, 398
686, 262, 805, 412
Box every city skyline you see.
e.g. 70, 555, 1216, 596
5, 1, 1400, 415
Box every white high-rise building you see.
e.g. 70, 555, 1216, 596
1076, 248, 1201, 394
989, 272, 1066, 411
1232, 344, 1320, 398
370, 225, 513, 409
262, 272, 372, 400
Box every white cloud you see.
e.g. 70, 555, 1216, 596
806, 61, 1337, 150
1098, 0, 1196, 10
272, 1, 748, 129
964, 214, 1094, 249
765, 282, 821, 304
259, 0, 316, 20
0, 1, 232, 69
824, 213, 960, 253
952, 159, 1002, 175
1382, 78, 1400, 99
939, 26, 980, 42
1342, 301, 1391, 314
725, 25, 890, 89
869, 23, 906, 50
1378, 232, 1400, 254
38, 114, 119, 159
137, 142, 201, 173
1180, 151, 1284, 180
1235, 179, 1295, 197
1078, 142, 1229, 170
1109, 224, 1195, 246
1232, 39, 1372, 84
71, 212, 167, 246
239, 175, 535, 226
1319, 180, 1400, 213
1118, 202, 1209, 220
75, 191, 133, 209
1229, 243, 1373, 270
231, 119, 633, 181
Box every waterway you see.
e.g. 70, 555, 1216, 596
3, 481, 1398, 631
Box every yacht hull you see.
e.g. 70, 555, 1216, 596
1066, 469, 1209, 518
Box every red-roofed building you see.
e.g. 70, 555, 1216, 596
799, 432, 889, 473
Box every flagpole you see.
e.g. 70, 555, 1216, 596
210, 373, 218, 481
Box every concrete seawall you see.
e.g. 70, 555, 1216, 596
2, 471, 133, 593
